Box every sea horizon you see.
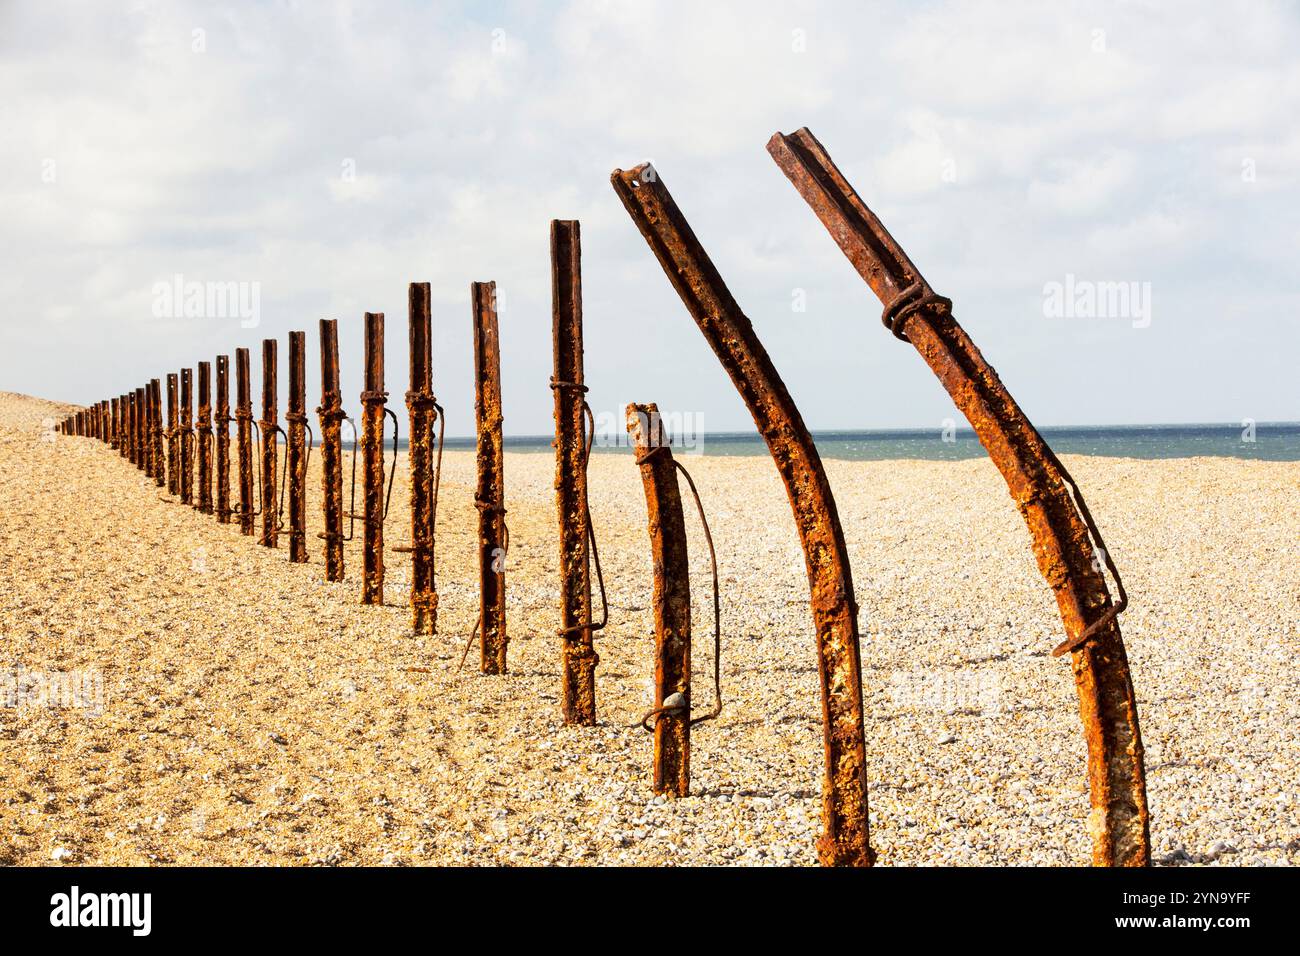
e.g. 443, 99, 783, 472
417, 420, 1300, 461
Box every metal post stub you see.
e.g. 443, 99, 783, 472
471, 282, 508, 673
360, 313, 386, 604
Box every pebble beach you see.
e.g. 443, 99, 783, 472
2, 390, 1296, 867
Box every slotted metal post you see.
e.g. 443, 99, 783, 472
259, 339, 278, 548
627, 403, 693, 796
215, 355, 232, 523
360, 313, 385, 603
286, 330, 308, 563
551, 219, 598, 725
405, 283, 439, 634
196, 361, 213, 514
235, 348, 256, 536
179, 370, 193, 502
471, 282, 507, 673
317, 319, 345, 581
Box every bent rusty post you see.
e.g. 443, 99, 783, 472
471, 282, 507, 673
627, 403, 692, 797
215, 355, 232, 523
150, 379, 165, 486
235, 348, 256, 536
286, 331, 308, 563
179, 371, 193, 502
317, 319, 345, 581
551, 219, 599, 725
196, 361, 213, 514
611, 164, 873, 867
768, 126, 1151, 867
405, 284, 439, 634
360, 313, 386, 604
165, 375, 178, 491
259, 339, 279, 548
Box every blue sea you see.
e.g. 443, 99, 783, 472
434, 422, 1300, 462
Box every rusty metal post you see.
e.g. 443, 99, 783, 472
317, 320, 345, 581
286, 331, 308, 563
405, 284, 439, 634
179, 370, 194, 502
471, 282, 507, 673
627, 403, 693, 796
120, 394, 130, 459
235, 348, 256, 536
150, 379, 165, 486
134, 387, 147, 470
611, 163, 873, 867
110, 397, 120, 450
551, 219, 599, 724
215, 355, 232, 523
360, 314, 386, 604
259, 339, 279, 548
767, 126, 1151, 867
195, 361, 213, 513
165, 376, 179, 492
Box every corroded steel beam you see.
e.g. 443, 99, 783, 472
259, 339, 279, 548
165, 375, 178, 490
405, 284, 439, 634
150, 379, 164, 486
627, 403, 692, 796
317, 319, 345, 581
611, 163, 873, 867
551, 219, 598, 724
360, 313, 385, 603
121, 394, 130, 458
110, 397, 120, 450
196, 361, 213, 514
235, 348, 256, 536
215, 354, 232, 523
768, 126, 1150, 867
286, 330, 308, 563
179, 370, 193, 502
471, 282, 507, 673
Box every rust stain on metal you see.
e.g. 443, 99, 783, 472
405, 283, 440, 634
196, 361, 214, 514
179, 371, 193, 502
286, 331, 309, 563
317, 319, 346, 581
627, 403, 691, 796
165, 375, 179, 492
360, 313, 386, 603
767, 126, 1150, 867
215, 355, 233, 523
259, 338, 279, 548
611, 164, 873, 867
235, 348, 256, 536
471, 282, 508, 673
550, 219, 599, 724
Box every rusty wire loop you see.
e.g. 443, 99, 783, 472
633, 444, 724, 733
549, 381, 609, 641
885, 291, 1128, 656
383, 406, 400, 521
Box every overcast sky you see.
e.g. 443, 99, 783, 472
1, 0, 1296, 436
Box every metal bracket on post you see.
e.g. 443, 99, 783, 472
766, 126, 1150, 867
611, 162, 873, 867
